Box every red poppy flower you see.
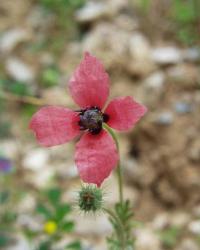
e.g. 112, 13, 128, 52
30, 52, 147, 186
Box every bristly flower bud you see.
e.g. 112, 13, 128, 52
78, 185, 103, 213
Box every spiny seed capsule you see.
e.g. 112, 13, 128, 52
78, 185, 103, 212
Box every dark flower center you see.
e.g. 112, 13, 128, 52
78, 107, 108, 135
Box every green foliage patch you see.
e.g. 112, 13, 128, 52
159, 226, 181, 248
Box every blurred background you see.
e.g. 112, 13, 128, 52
0, 0, 200, 249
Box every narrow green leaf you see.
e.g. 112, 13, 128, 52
65, 240, 81, 249
61, 221, 74, 232
36, 204, 52, 219
55, 203, 71, 221
47, 188, 61, 205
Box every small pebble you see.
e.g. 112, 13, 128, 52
6, 57, 35, 82
75, 2, 107, 23
22, 148, 49, 171
144, 71, 165, 90
176, 239, 199, 250
174, 102, 193, 114
188, 220, 200, 234
155, 112, 174, 125
0, 28, 30, 53
182, 48, 200, 62
151, 47, 182, 65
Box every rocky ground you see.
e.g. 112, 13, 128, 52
0, 0, 200, 249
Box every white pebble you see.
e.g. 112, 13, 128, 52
6, 57, 35, 82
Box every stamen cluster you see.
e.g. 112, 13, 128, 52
78, 107, 109, 135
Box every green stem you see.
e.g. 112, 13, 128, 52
193, 0, 200, 19
103, 208, 124, 232
103, 123, 124, 204
103, 124, 126, 249
103, 208, 126, 250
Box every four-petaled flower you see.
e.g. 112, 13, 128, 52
29, 52, 147, 186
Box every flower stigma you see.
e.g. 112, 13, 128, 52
78, 107, 109, 135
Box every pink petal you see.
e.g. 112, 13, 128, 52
75, 130, 118, 186
69, 52, 109, 109
29, 106, 80, 147
105, 96, 147, 131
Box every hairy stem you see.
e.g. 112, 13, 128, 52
103, 123, 124, 204
103, 208, 126, 250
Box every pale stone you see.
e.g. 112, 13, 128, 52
167, 64, 199, 86
129, 33, 151, 60
30, 167, 55, 188
151, 47, 182, 64
82, 23, 130, 69
115, 14, 139, 31
0, 140, 19, 158
135, 228, 161, 250
174, 102, 193, 114
188, 220, 200, 234
22, 148, 49, 171
17, 214, 42, 232
144, 71, 165, 90
17, 195, 36, 212
182, 48, 200, 62
143, 71, 165, 106
57, 163, 79, 179
170, 212, 191, 227
0, 28, 30, 53
6, 234, 31, 250
154, 112, 174, 125
75, 214, 112, 236
128, 33, 155, 75
193, 205, 200, 217
176, 239, 199, 250
152, 213, 169, 230
75, 2, 108, 23
6, 57, 35, 82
